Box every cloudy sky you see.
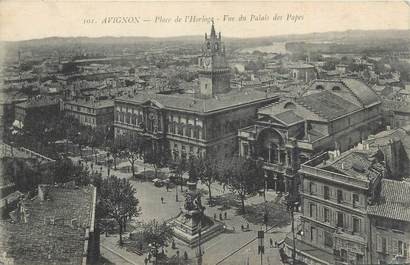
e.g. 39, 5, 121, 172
0, 1, 409, 41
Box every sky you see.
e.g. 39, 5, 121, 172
0, 1, 409, 41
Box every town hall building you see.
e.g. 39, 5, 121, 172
113, 23, 279, 161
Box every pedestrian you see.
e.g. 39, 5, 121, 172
144, 257, 148, 265
139, 242, 143, 251
270, 238, 273, 248
171, 240, 176, 249
214, 213, 217, 220
275, 240, 278, 248
219, 213, 223, 220
166, 183, 169, 192
184, 251, 188, 260
161, 197, 164, 204
241, 224, 244, 231
148, 252, 151, 262
224, 212, 227, 219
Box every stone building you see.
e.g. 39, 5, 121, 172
0, 183, 99, 264
14, 95, 61, 130
238, 79, 382, 196
288, 63, 317, 83
113, 24, 279, 160
368, 179, 410, 265
285, 145, 385, 265
64, 99, 114, 128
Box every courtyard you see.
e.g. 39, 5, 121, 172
76, 156, 293, 265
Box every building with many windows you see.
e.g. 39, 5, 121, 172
64, 99, 114, 128
238, 79, 382, 198
368, 179, 410, 265
113, 24, 279, 160
285, 145, 385, 265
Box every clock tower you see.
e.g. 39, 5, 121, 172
198, 22, 231, 98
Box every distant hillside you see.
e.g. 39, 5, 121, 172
3, 29, 409, 46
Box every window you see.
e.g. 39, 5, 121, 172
309, 204, 317, 219
178, 124, 183, 135
324, 231, 333, 248
310, 226, 316, 242
309, 182, 317, 195
340, 249, 347, 262
356, 254, 364, 264
353, 194, 359, 208
324, 208, 330, 223
186, 125, 192, 138
243, 143, 249, 157
392, 220, 405, 232
382, 237, 387, 254
193, 126, 198, 138
353, 217, 361, 234
337, 190, 343, 203
398, 241, 403, 256
324, 186, 330, 200
337, 212, 344, 228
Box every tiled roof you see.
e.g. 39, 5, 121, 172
116, 89, 278, 113
341, 78, 380, 107
274, 110, 304, 125
321, 150, 382, 182
368, 179, 410, 222
296, 90, 361, 120
0, 185, 95, 265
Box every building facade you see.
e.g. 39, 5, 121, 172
368, 179, 410, 265
64, 99, 114, 128
113, 25, 279, 161
238, 79, 383, 197
285, 146, 385, 265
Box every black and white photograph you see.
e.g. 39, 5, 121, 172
0, 1, 409, 264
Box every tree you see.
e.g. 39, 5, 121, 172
142, 219, 173, 260
98, 176, 140, 245
191, 156, 218, 206
121, 138, 144, 178
144, 141, 170, 179
219, 156, 264, 213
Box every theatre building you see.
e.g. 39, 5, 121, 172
238, 79, 382, 197
113, 24, 279, 160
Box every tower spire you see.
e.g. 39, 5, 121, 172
210, 20, 216, 37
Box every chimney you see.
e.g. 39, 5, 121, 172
38, 184, 50, 201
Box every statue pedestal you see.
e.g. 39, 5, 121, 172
170, 211, 223, 248
170, 179, 223, 247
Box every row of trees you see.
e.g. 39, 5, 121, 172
174, 155, 265, 214
107, 136, 171, 179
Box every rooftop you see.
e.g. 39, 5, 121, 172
116, 89, 278, 113
66, 99, 114, 109
16, 95, 59, 109
319, 148, 384, 182
368, 179, 410, 222
0, 184, 95, 265
296, 90, 361, 120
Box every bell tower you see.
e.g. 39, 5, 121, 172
198, 22, 231, 98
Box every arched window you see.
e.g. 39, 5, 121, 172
332, 86, 341, 91
284, 102, 297, 110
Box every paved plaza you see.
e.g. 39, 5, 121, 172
73, 155, 292, 265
